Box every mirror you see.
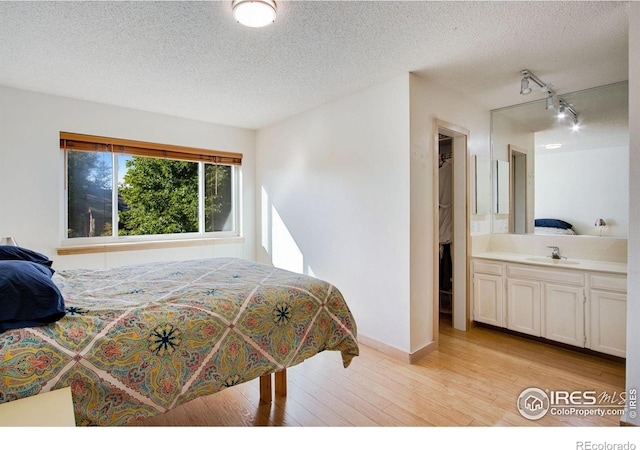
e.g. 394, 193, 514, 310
493, 160, 509, 215
490, 81, 629, 237
473, 155, 491, 215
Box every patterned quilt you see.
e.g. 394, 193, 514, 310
0, 257, 359, 426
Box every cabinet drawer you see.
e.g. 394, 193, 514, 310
506, 264, 584, 286
589, 274, 627, 293
473, 260, 503, 276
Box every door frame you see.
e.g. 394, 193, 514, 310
433, 119, 471, 336
508, 144, 529, 234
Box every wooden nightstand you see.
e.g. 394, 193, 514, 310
0, 387, 76, 426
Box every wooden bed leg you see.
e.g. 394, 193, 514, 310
274, 369, 287, 397
259, 374, 272, 403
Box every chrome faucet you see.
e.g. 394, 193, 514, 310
547, 246, 565, 260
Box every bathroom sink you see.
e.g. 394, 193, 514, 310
524, 257, 580, 265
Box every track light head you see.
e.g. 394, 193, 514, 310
571, 117, 580, 131
520, 76, 532, 95
557, 104, 566, 119
545, 93, 555, 110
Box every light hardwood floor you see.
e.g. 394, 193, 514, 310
128, 315, 626, 427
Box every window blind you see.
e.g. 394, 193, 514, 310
59, 132, 243, 166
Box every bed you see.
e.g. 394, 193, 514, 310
0, 253, 359, 426
534, 218, 577, 235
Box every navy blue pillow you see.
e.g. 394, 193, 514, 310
0, 260, 65, 333
0, 245, 53, 269
534, 219, 574, 230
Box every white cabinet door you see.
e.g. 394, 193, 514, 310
473, 273, 504, 327
507, 278, 541, 336
543, 283, 585, 347
590, 290, 627, 358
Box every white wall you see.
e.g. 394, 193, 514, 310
626, 1, 640, 427
256, 75, 412, 352
408, 74, 490, 348
0, 86, 256, 269
255, 73, 490, 356
535, 145, 628, 237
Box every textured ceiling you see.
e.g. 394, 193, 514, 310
0, 1, 630, 130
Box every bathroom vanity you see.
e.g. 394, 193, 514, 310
471, 252, 627, 358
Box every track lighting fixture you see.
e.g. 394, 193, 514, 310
571, 116, 580, 131
545, 93, 555, 111
557, 98, 578, 123
518, 69, 580, 129
519, 70, 550, 95
557, 104, 566, 119
520, 76, 531, 95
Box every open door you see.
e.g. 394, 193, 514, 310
508, 144, 529, 234
435, 121, 470, 333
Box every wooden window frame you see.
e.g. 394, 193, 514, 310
60, 132, 242, 165
58, 132, 243, 255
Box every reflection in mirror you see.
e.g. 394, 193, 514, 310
493, 160, 509, 215
474, 155, 491, 215
490, 81, 629, 237
509, 145, 528, 233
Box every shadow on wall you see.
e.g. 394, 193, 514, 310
260, 186, 315, 277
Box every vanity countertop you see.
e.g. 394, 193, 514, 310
472, 252, 627, 275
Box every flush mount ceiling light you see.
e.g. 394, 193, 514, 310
232, 0, 276, 28
519, 69, 580, 129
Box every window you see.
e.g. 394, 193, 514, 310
61, 132, 242, 244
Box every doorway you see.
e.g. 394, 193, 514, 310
438, 134, 453, 318
509, 144, 528, 233
435, 121, 470, 334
